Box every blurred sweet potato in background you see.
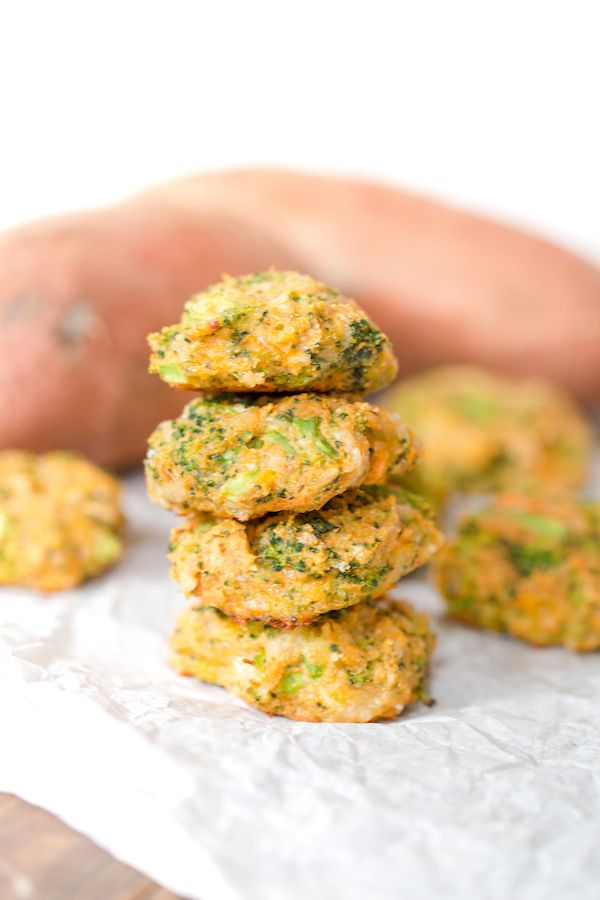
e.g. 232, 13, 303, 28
1, 168, 598, 468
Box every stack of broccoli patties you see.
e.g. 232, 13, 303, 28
146, 270, 442, 722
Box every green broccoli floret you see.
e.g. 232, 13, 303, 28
221, 468, 261, 498
256, 529, 309, 572
157, 363, 187, 384
302, 657, 325, 679
278, 672, 305, 694
506, 542, 560, 577
264, 430, 297, 457
341, 319, 384, 385
294, 416, 338, 457
449, 392, 499, 422
509, 512, 568, 541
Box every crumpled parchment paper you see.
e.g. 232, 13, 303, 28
2, 471, 600, 900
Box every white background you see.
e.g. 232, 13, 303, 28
2, 7, 600, 897
0, 0, 599, 257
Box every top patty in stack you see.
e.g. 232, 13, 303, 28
148, 270, 397, 393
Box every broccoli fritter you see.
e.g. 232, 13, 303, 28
146, 393, 418, 521
148, 270, 397, 394
171, 596, 434, 723
169, 486, 443, 627
384, 366, 592, 504
434, 491, 600, 651
0, 450, 123, 591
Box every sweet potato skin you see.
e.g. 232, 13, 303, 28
1, 168, 598, 468
0, 201, 295, 467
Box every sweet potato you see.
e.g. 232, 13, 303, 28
0, 201, 295, 467
1, 168, 598, 468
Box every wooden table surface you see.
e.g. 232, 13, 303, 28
0, 793, 182, 900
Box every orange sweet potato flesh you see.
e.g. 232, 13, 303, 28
1, 168, 598, 468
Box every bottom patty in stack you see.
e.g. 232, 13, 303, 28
171, 596, 434, 723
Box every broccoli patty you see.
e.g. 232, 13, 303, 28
148, 270, 397, 394
0, 451, 123, 591
171, 596, 434, 723
434, 491, 600, 651
384, 366, 592, 504
169, 486, 442, 627
146, 393, 418, 521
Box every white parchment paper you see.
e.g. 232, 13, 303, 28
2, 472, 600, 900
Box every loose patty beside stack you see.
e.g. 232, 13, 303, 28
147, 269, 442, 722
434, 491, 600, 652
0, 450, 123, 591
384, 366, 592, 505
